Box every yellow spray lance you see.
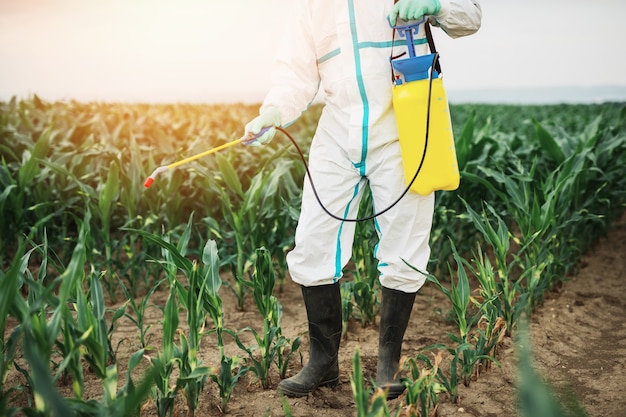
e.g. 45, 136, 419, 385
143, 127, 269, 188
390, 18, 460, 195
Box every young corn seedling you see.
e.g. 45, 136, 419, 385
350, 188, 380, 328
461, 198, 526, 336
402, 352, 446, 417
0, 126, 54, 260
233, 247, 299, 388
477, 156, 557, 311
21, 214, 91, 415
447, 336, 500, 388
126, 223, 192, 417
119, 275, 163, 349
127, 217, 214, 416
468, 246, 509, 367
340, 281, 355, 338
72, 270, 106, 380
65, 349, 157, 417
95, 159, 120, 302
151, 284, 179, 417
211, 153, 261, 311
210, 154, 300, 311
422, 241, 473, 342
175, 252, 213, 416
0, 239, 29, 413
200, 240, 249, 412
19, 231, 90, 399
413, 244, 498, 388
413, 352, 460, 405
98, 349, 156, 417
350, 349, 398, 417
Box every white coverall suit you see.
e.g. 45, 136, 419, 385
260, 0, 482, 293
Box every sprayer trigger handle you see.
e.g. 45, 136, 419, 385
241, 126, 271, 145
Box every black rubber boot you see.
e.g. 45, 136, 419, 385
277, 282, 342, 397
376, 286, 417, 400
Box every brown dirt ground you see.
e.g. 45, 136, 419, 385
6, 212, 625, 416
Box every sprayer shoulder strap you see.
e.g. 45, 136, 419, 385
424, 21, 442, 74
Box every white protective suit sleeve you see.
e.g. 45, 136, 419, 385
431, 0, 482, 38
259, 2, 320, 127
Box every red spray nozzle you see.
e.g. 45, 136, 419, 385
144, 177, 155, 188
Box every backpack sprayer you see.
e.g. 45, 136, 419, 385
144, 18, 459, 220
390, 17, 459, 195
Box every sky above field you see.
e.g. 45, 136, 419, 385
1, 0, 625, 103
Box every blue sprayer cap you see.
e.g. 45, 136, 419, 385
389, 17, 439, 85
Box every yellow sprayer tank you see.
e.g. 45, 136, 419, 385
392, 75, 459, 196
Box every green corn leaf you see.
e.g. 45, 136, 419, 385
18, 126, 53, 188
103, 364, 119, 405
533, 119, 565, 164
455, 110, 475, 169
163, 286, 179, 349
176, 212, 194, 258
123, 227, 193, 272
0, 240, 28, 333
203, 239, 222, 296
23, 330, 74, 416
98, 160, 120, 226
216, 153, 243, 197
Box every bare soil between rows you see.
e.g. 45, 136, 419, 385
6, 213, 626, 417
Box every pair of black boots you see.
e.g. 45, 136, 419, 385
277, 283, 416, 400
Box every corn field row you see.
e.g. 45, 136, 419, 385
1, 96, 625, 416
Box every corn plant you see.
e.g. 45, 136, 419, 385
350, 349, 398, 417
127, 218, 216, 417
20, 231, 91, 400
99, 350, 155, 417
232, 247, 300, 388
411, 245, 499, 388
461, 198, 526, 336
117, 133, 155, 296
73, 268, 117, 380
402, 352, 446, 417
127, 227, 188, 417
0, 239, 28, 415
430, 111, 499, 277
350, 187, 380, 328
16, 214, 91, 414
340, 281, 355, 338
119, 275, 163, 349
200, 240, 249, 412
64, 349, 157, 417
150, 285, 179, 417
94, 160, 120, 301
468, 245, 509, 364
420, 242, 473, 341
175, 254, 213, 416
0, 125, 56, 262
208, 154, 300, 311
411, 352, 459, 405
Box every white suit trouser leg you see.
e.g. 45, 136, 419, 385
286, 137, 434, 293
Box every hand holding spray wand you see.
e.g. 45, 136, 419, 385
143, 127, 270, 189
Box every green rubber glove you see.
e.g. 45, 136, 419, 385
243, 107, 281, 146
388, 0, 441, 26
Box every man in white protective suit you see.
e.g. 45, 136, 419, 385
244, 0, 482, 400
